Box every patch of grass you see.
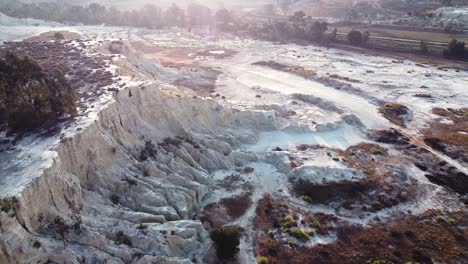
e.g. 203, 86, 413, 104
288, 227, 309, 242
306, 230, 316, 236
210, 226, 242, 261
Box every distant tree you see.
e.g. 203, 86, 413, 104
307, 21, 328, 41
346, 7, 359, 22
347, 30, 363, 45
362, 30, 370, 44
263, 3, 276, 16
88, 3, 106, 24
440, 0, 453, 6
288, 11, 306, 37
107, 7, 122, 25
139, 4, 163, 29
187, 3, 211, 27
290, 11, 306, 24
215, 8, 236, 31
165, 3, 186, 28
277, 0, 292, 15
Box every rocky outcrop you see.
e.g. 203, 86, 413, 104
0, 82, 276, 263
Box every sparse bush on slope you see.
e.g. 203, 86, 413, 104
210, 226, 242, 261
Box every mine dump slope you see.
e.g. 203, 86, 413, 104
0, 22, 467, 264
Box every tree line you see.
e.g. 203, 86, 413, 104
0, 0, 211, 29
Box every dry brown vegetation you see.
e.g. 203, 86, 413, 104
199, 192, 253, 229
256, 193, 467, 264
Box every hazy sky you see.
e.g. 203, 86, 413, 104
23, 0, 272, 9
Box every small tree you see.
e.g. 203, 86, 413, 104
443, 39, 466, 59
329, 28, 337, 42
347, 30, 363, 45
362, 30, 370, 44
420, 40, 428, 54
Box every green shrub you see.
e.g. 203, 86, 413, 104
283, 215, 296, 227
302, 195, 313, 203
139, 140, 157, 161
447, 218, 457, 225
435, 215, 446, 223
115, 231, 132, 246
0, 197, 13, 213
32, 240, 42, 248
0, 51, 77, 130
210, 226, 241, 260
258, 256, 269, 264
288, 227, 309, 242
370, 148, 384, 155
309, 220, 320, 228
306, 230, 316, 236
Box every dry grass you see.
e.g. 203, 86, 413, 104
256, 207, 468, 264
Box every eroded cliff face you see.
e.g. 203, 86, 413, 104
0, 80, 275, 263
